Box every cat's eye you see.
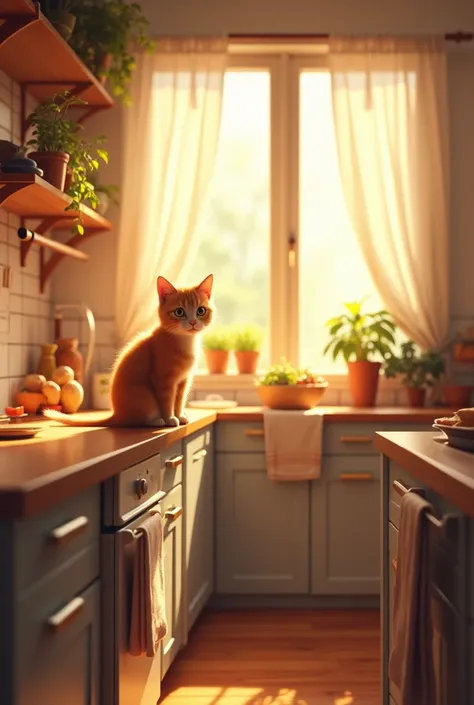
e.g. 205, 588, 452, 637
174, 307, 185, 317
196, 306, 206, 317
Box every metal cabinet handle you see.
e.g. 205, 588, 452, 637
339, 473, 373, 481
244, 429, 264, 437
49, 515, 89, 544
47, 596, 85, 633
392, 479, 411, 497
165, 455, 183, 470
339, 435, 372, 444
164, 506, 183, 522
193, 448, 207, 461
392, 479, 457, 534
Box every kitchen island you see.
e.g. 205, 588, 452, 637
375, 430, 474, 705
0, 407, 453, 704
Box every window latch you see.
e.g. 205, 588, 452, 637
288, 233, 296, 268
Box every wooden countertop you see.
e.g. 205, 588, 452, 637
375, 431, 474, 517
216, 406, 453, 422
0, 405, 452, 519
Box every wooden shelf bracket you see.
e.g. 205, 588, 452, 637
19, 215, 67, 266
0, 2, 40, 48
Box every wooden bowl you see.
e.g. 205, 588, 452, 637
256, 383, 328, 410
16, 391, 46, 414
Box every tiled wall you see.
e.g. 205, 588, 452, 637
0, 72, 53, 410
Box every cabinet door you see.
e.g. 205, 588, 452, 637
311, 456, 380, 595
216, 452, 310, 594
18, 579, 100, 705
161, 483, 184, 678
185, 429, 214, 632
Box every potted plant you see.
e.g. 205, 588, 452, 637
256, 359, 328, 409
69, 0, 155, 104
384, 341, 446, 408
42, 0, 77, 42
323, 300, 397, 407
25, 91, 86, 190
202, 327, 233, 374
64, 134, 109, 233
232, 324, 264, 374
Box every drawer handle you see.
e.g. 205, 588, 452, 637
392, 479, 411, 497
339, 473, 373, 481
165, 454, 183, 470
47, 596, 85, 633
49, 515, 89, 544
391, 558, 398, 572
244, 429, 264, 437
164, 506, 183, 522
193, 448, 207, 461
339, 435, 372, 444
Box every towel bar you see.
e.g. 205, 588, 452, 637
392, 479, 459, 537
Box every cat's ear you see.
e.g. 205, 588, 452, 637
157, 276, 177, 302
197, 274, 213, 299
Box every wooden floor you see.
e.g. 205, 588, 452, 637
161, 609, 381, 705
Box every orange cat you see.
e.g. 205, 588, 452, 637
43, 274, 214, 427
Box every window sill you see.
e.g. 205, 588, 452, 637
192, 372, 403, 392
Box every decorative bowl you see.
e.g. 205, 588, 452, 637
256, 383, 328, 410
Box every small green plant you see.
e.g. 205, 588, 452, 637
65, 134, 109, 233
257, 359, 326, 386
323, 300, 397, 363
70, 0, 155, 104
384, 341, 445, 389
202, 327, 233, 351
25, 91, 85, 153
232, 324, 264, 352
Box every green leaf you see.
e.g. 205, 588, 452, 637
77, 223, 85, 235
345, 301, 360, 316
329, 321, 344, 336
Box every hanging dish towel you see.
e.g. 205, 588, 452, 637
263, 408, 323, 481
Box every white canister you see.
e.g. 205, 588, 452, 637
92, 372, 112, 410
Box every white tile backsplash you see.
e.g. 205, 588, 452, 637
0, 78, 53, 409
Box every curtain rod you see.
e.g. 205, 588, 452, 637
229, 31, 473, 43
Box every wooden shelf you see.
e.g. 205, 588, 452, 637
0, 172, 112, 292
0, 0, 114, 113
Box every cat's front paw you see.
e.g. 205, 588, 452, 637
178, 414, 189, 425
165, 416, 180, 427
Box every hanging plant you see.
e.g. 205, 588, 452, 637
69, 0, 155, 105
65, 134, 109, 234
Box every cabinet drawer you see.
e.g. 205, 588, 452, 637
323, 454, 380, 481
160, 441, 184, 493
216, 421, 265, 453
17, 546, 100, 679
16, 486, 100, 593
325, 423, 430, 455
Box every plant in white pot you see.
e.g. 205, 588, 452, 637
323, 300, 397, 407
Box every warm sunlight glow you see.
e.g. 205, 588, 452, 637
162, 685, 355, 704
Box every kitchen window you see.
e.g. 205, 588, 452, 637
185, 49, 384, 375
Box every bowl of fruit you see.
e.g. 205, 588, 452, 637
255, 360, 328, 410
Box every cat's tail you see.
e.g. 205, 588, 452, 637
42, 409, 117, 427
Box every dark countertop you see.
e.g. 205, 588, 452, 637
0, 406, 452, 519
375, 431, 474, 517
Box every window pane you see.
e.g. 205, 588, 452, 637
189, 71, 271, 372
298, 71, 384, 374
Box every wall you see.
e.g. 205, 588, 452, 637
0, 71, 53, 410
51, 0, 474, 406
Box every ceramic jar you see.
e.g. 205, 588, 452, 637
55, 338, 84, 384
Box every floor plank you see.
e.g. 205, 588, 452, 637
161, 609, 381, 705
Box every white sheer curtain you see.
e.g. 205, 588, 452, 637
115, 37, 228, 344
328, 37, 450, 351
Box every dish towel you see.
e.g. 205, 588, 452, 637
129, 511, 168, 657
263, 408, 323, 481
389, 490, 435, 705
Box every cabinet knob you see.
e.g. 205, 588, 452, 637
135, 477, 148, 498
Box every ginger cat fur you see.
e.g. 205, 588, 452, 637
43, 274, 214, 428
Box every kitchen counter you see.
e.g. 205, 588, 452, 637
375, 430, 474, 516
0, 405, 452, 519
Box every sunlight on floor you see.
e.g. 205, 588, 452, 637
162, 685, 355, 704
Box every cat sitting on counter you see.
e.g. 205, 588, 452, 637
43, 274, 214, 428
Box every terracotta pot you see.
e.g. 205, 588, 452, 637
49, 10, 76, 42
55, 338, 84, 385
97, 53, 112, 84
406, 387, 426, 408
205, 349, 229, 374
64, 168, 72, 192
347, 361, 381, 407
443, 384, 472, 408
28, 151, 69, 190
235, 350, 259, 374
